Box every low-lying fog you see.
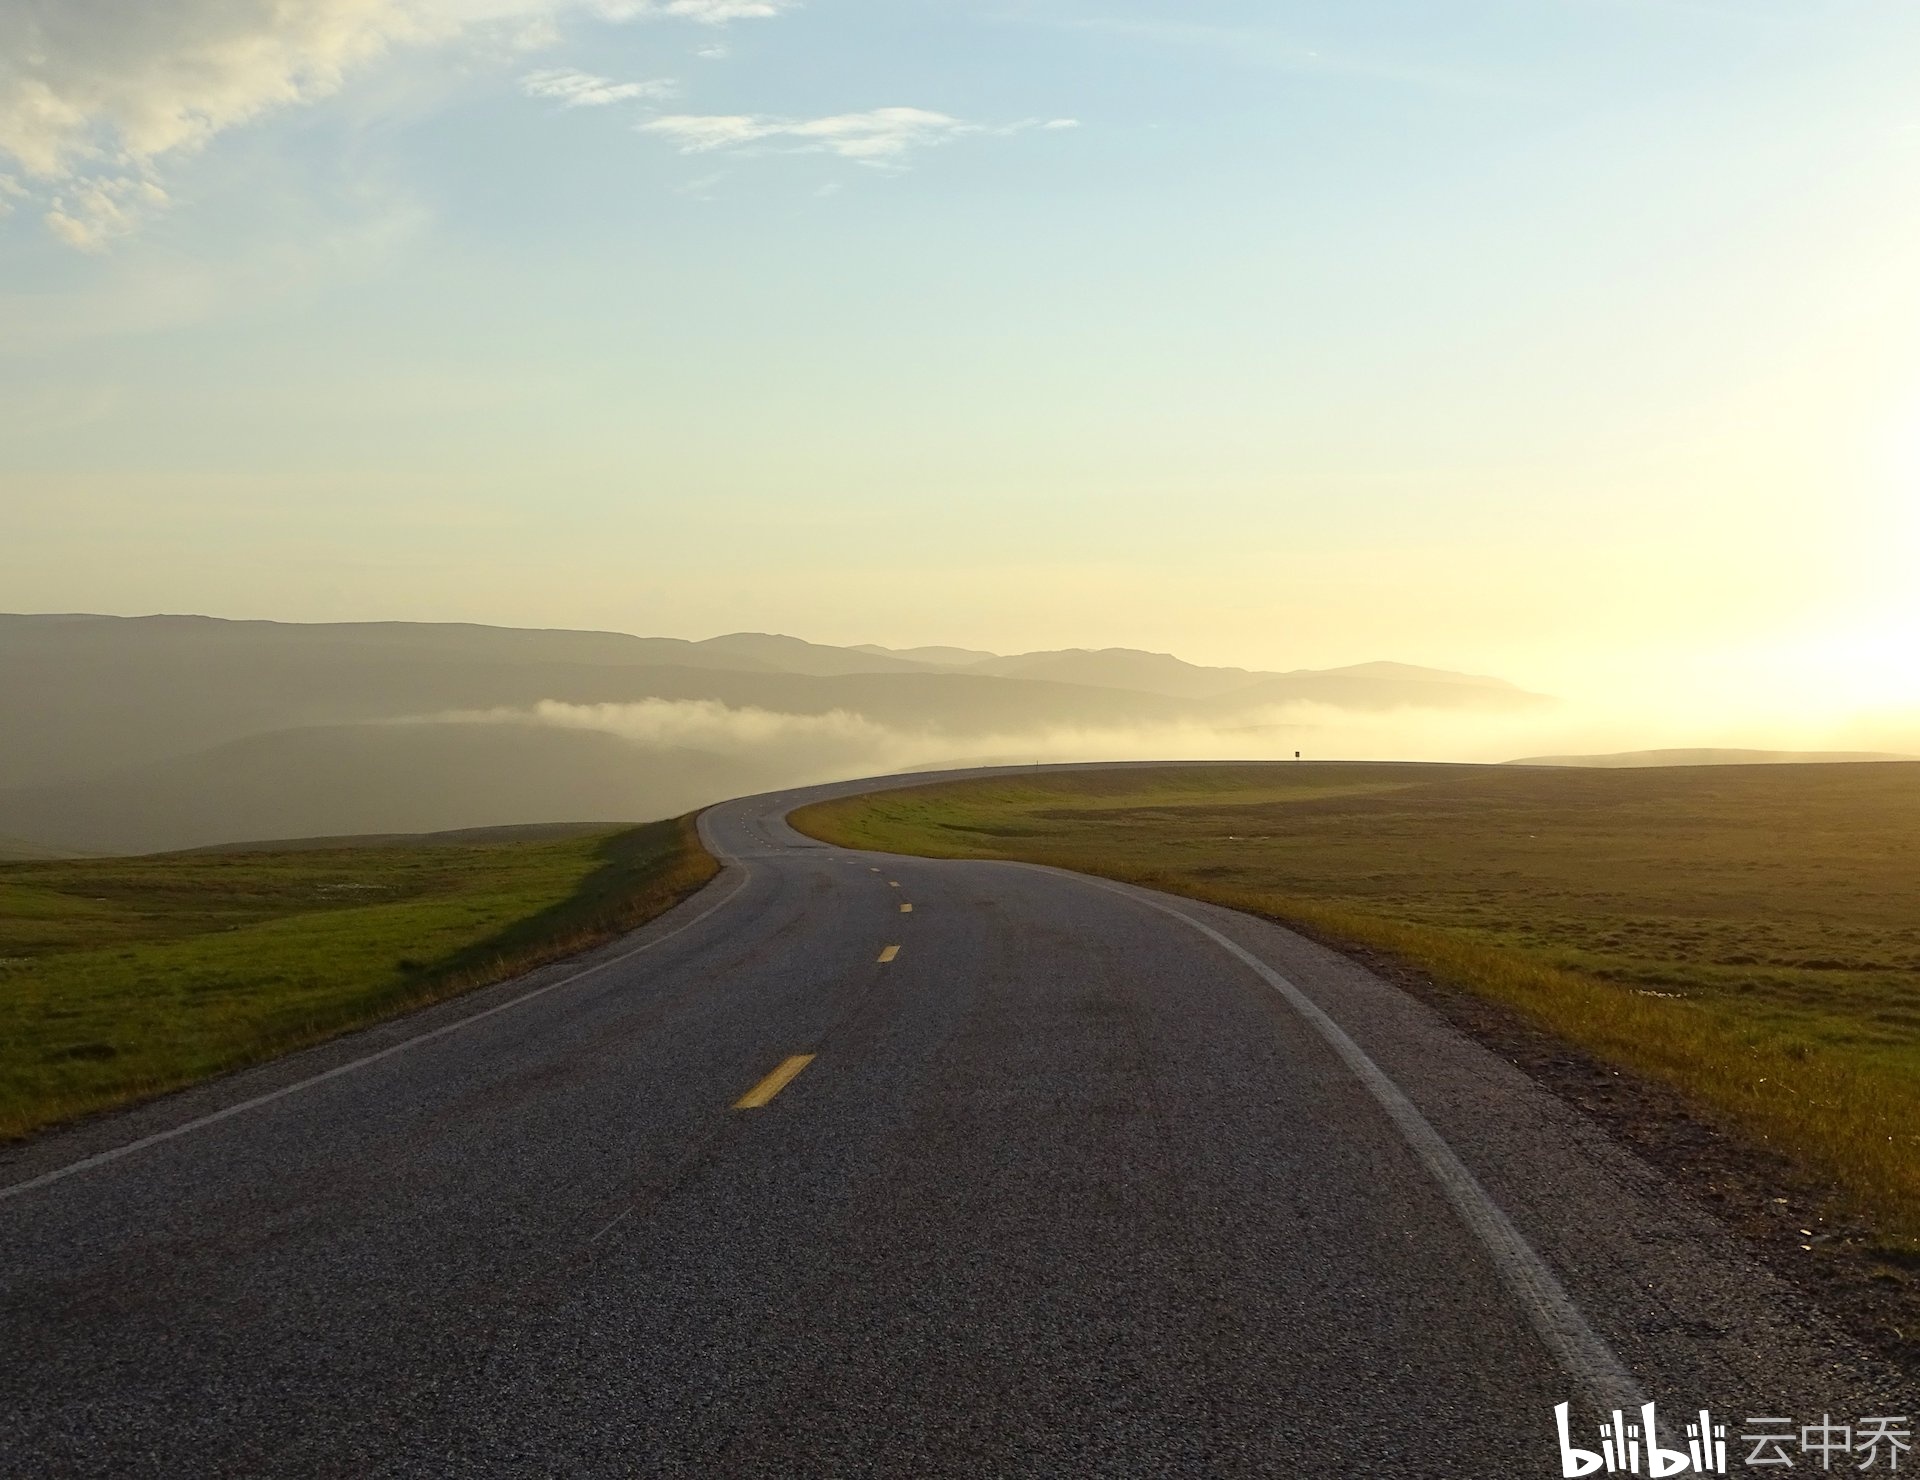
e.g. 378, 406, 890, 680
435, 695, 1920, 783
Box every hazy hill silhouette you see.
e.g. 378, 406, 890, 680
0, 724, 767, 857
1510, 748, 1915, 768
963, 648, 1265, 699
1218, 668, 1544, 714
0, 614, 1553, 853
851, 642, 999, 667
691, 633, 941, 676
959, 649, 1546, 706
0, 832, 88, 861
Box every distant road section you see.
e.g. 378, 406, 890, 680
0, 766, 1898, 1476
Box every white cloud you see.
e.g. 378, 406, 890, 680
641, 106, 1013, 165
639, 112, 783, 152
0, 0, 443, 182
44, 175, 169, 251
508, 18, 565, 52
0, 0, 793, 246
674, 169, 725, 199
521, 67, 676, 106
593, 0, 795, 19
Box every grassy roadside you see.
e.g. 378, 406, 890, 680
0, 814, 717, 1141
790, 764, 1920, 1258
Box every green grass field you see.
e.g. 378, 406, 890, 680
792, 762, 1920, 1248
0, 816, 716, 1140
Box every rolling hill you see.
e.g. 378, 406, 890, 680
0, 723, 766, 857
1510, 748, 1916, 768
962, 648, 1265, 699
0, 613, 1551, 853
0, 833, 89, 861
851, 642, 1000, 667
959, 649, 1549, 707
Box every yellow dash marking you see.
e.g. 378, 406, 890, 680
734, 1054, 816, 1109
877, 945, 900, 963
888, 881, 900, 888
899, 903, 913, 913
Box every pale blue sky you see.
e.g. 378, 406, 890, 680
4, 0, 1919, 726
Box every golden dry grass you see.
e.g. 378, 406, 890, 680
793, 763, 1920, 1249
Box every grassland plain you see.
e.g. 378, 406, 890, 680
791, 763, 1920, 1273
0, 815, 716, 1140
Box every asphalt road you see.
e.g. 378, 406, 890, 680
0, 769, 1903, 1477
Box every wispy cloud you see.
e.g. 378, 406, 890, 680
594, 0, 797, 19
675, 170, 727, 199
1, 1, 413, 193
0, 0, 793, 247
521, 68, 677, 108
639, 108, 1080, 166
45, 177, 170, 253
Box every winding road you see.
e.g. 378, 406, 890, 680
0, 769, 1899, 1476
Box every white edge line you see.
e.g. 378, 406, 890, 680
1021, 864, 1646, 1414
0, 861, 753, 1204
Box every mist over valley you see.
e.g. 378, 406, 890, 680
2, 613, 1558, 854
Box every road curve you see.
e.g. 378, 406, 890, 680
0, 767, 1899, 1476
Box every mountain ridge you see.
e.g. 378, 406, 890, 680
0, 613, 1554, 854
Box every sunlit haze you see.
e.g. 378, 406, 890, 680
10, 7, 1920, 1449
5, 0, 1919, 755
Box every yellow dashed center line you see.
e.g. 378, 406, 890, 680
899, 903, 912, 913
888, 881, 900, 888
734, 1054, 816, 1110
877, 945, 900, 963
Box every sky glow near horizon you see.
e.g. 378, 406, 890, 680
3, 0, 1919, 754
